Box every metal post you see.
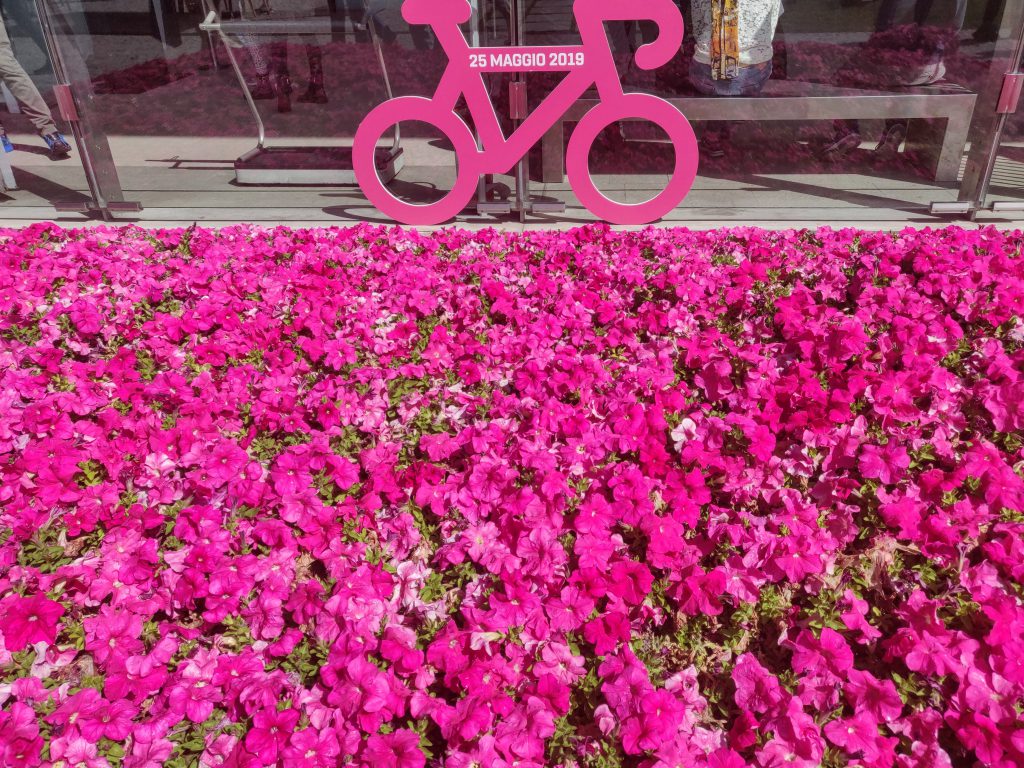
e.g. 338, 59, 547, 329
511, 0, 528, 221
501, 0, 563, 220
958, 0, 1024, 215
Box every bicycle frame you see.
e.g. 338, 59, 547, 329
354, 0, 696, 226
425, 0, 677, 176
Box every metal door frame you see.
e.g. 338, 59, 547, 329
933, 0, 1024, 216
33, 0, 139, 219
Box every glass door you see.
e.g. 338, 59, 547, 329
0, 0, 125, 219
34, 0, 136, 218
945, 0, 1024, 217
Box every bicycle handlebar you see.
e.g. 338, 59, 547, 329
573, 0, 685, 70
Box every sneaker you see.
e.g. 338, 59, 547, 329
822, 131, 861, 158
700, 134, 726, 159
251, 74, 274, 100
875, 122, 907, 154
42, 132, 71, 158
297, 82, 328, 104
905, 60, 946, 87
0, 128, 12, 153
276, 75, 292, 113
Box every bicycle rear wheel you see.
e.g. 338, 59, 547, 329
566, 94, 698, 225
353, 96, 480, 226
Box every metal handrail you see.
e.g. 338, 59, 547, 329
199, 4, 399, 155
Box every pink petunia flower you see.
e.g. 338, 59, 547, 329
363, 729, 426, 768
859, 442, 911, 485
732, 654, 785, 715
0, 702, 42, 768
0, 594, 65, 651
824, 711, 884, 760
281, 727, 340, 768
245, 708, 300, 765
583, 611, 631, 656
78, 697, 138, 742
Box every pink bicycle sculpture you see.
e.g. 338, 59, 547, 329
353, 0, 699, 225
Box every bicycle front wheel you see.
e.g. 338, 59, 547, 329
353, 97, 480, 226
566, 94, 698, 225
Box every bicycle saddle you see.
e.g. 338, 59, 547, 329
402, 0, 472, 25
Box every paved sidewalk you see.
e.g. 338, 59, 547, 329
0, 0, 1020, 231
1, 132, 1022, 230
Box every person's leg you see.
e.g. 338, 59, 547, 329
240, 35, 274, 99
269, 39, 292, 112
974, 0, 1004, 42
298, 44, 327, 103
345, 0, 369, 42
0, 15, 61, 139
875, 0, 917, 32
1, 0, 49, 65
688, 59, 734, 158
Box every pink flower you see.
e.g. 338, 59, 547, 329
325, 454, 360, 489
839, 590, 882, 642
123, 737, 174, 768
270, 449, 310, 497
281, 728, 340, 768
0, 702, 41, 768
332, 658, 390, 717
696, 358, 734, 401
48, 688, 103, 732
245, 708, 300, 764
583, 611, 631, 656
546, 586, 594, 632
676, 566, 727, 616
206, 441, 248, 487
168, 656, 221, 723
824, 712, 884, 760
844, 669, 903, 723
534, 644, 585, 686
78, 697, 138, 742
732, 654, 784, 715
467, 458, 517, 504
707, 748, 747, 768
608, 561, 653, 605
621, 689, 684, 753
759, 699, 824, 768
0, 594, 65, 651
323, 339, 356, 370
19, 439, 83, 504
68, 299, 103, 336
859, 442, 911, 485
50, 736, 108, 768
790, 628, 853, 677
594, 704, 616, 736
84, 606, 144, 665
380, 625, 424, 677
363, 729, 425, 768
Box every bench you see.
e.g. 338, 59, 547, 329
540, 81, 977, 183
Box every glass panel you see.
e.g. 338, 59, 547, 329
8, 0, 408, 222
0, 0, 97, 216
973, 98, 1024, 213
520, 0, 1024, 224
4, 0, 1024, 224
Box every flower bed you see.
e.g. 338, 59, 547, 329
1, 223, 1023, 768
